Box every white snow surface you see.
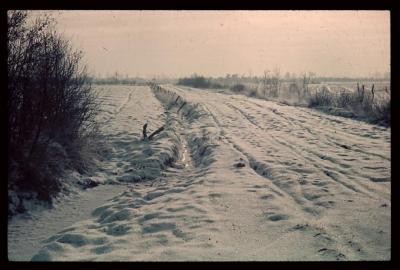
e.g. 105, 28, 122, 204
9, 84, 390, 261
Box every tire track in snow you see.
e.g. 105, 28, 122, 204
103, 87, 134, 124
246, 98, 390, 171
198, 89, 390, 260
180, 87, 389, 202
242, 95, 390, 148
167, 92, 318, 221
201, 103, 334, 220
165, 85, 390, 259
199, 96, 372, 260
222, 102, 374, 197
228, 98, 384, 160
222, 99, 389, 201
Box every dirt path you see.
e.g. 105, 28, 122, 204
26, 85, 390, 261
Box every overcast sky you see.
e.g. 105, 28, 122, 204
32, 10, 390, 78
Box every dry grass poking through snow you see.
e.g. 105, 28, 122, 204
308, 85, 390, 126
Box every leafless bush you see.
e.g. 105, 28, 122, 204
308, 86, 333, 107
309, 83, 390, 126
8, 11, 99, 208
336, 90, 355, 108
261, 69, 281, 97
230, 83, 246, 93
373, 96, 390, 125
301, 72, 314, 98
247, 88, 258, 97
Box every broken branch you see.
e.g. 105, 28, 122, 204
148, 126, 165, 140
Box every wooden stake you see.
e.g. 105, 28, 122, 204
177, 102, 187, 113
174, 96, 180, 105
142, 123, 148, 139
371, 84, 375, 103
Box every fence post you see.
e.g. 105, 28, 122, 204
371, 84, 375, 103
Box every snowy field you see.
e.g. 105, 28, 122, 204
9, 84, 390, 261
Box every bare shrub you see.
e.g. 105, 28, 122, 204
373, 96, 390, 125
230, 83, 246, 93
309, 83, 390, 126
336, 90, 354, 108
301, 72, 314, 98
261, 69, 281, 97
177, 75, 211, 88
247, 88, 258, 97
8, 11, 99, 211
309, 86, 333, 107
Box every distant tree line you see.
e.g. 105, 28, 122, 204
92, 77, 139, 85
177, 74, 225, 89
177, 72, 389, 92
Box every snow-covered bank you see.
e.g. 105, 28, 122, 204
21, 84, 390, 261
94, 85, 183, 183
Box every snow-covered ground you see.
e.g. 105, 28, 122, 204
9, 84, 390, 261
7, 184, 129, 261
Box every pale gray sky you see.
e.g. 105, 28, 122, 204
34, 10, 390, 78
